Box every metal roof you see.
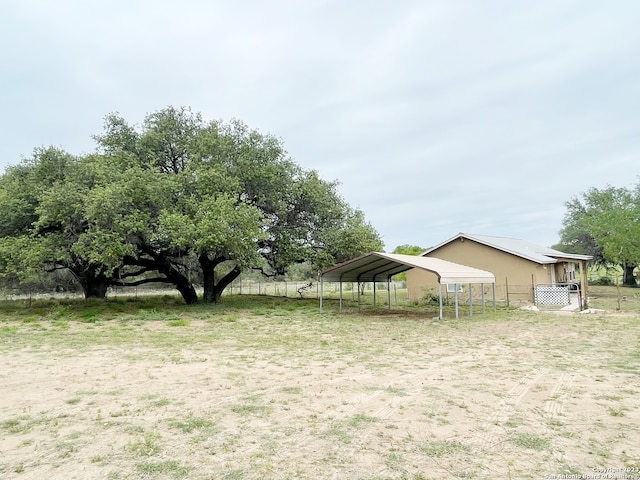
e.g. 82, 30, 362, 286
319, 252, 495, 284
423, 233, 593, 264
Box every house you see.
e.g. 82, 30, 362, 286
406, 233, 592, 307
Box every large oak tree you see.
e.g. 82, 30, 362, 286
0, 107, 383, 302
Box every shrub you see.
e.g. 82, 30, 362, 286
421, 289, 440, 305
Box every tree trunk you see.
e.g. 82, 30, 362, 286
622, 263, 637, 287
158, 260, 198, 304
69, 267, 110, 299
128, 250, 199, 304
201, 262, 215, 303
209, 266, 241, 303
84, 277, 109, 299
175, 279, 199, 304
200, 254, 240, 303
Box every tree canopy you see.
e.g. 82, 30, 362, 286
558, 183, 640, 286
0, 107, 383, 302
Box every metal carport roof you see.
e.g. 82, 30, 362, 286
319, 252, 496, 285
318, 252, 496, 318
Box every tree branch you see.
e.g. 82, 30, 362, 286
45, 265, 69, 273
252, 266, 279, 278
123, 255, 157, 269
118, 268, 153, 279
111, 277, 175, 287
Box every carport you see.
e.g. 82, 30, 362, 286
319, 252, 496, 319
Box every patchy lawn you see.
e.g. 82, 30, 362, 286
0, 296, 639, 479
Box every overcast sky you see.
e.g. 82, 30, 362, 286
2, 0, 639, 251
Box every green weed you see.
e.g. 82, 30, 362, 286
167, 318, 189, 326
128, 432, 161, 456
512, 433, 550, 451
136, 460, 190, 478
421, 440, 471, 457
169, 416, 214, 433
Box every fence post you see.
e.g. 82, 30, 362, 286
505, 277, 510, 307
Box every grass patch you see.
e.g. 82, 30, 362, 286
421, 440, 471, 457
512, 433, 550, 451
167, 318, 189, 327
136, 460, 190, 478
321, 424, 352, 444
608, 407, 625, 417
0, 417, 26, 433
128, 432, 161, 457
280, 386, 303, 394
169, 416, 214, 433
221, 470, 246, 480
0, 415, 53, 434
131, 309, 182, 322
348, 413, 380, 428
231, 404, 271, 417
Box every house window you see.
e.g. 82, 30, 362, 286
446, 284, 463, 293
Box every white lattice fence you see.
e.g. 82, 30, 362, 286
534, 285, 570, 305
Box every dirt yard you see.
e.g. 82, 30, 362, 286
0, 301, 639, 479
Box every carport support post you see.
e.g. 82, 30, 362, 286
357, 281, 361, 313
481, 283, 486, 314
319, 278, 324, 313
468, 283, 472, 316
455, 287, 459, 319
339, 281, 343, 313
438, 283, 443, 320
373, 280, 376, 310
387, 277, 391, 311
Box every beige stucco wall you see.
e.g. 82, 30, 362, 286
406, 238, 554, 303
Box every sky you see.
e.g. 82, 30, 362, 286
2, 0, 639, 252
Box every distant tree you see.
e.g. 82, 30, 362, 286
559, 185, 640, 286
392, 245, 426, 256
391, 244, 425, 281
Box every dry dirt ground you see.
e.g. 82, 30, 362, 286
0, 304, 639, 480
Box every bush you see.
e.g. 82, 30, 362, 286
421, 289, 440, 305
590, 277, 613, 286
